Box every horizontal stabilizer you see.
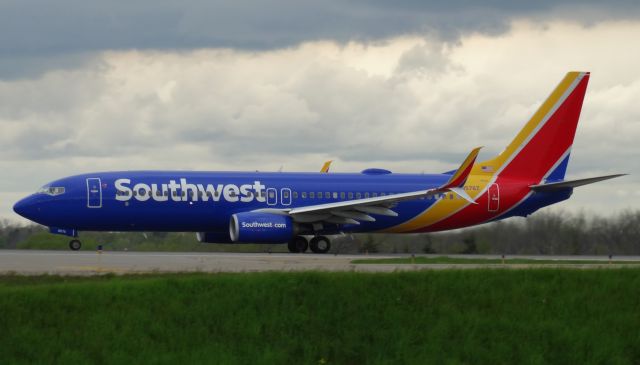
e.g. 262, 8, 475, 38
530, 174, 627, 192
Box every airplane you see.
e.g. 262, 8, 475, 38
13, 71, 625, 253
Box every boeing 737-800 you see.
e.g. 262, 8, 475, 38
13, 72, 624, 253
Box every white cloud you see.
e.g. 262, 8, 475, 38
2, 20, 639, 221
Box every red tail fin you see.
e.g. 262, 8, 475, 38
474, 72, 590, 182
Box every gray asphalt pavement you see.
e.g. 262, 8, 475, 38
1, 250, 639, 275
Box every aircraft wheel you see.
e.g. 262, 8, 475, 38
310, 236, 331, 254
69, 239, 82, 251
288, 236, 308, 253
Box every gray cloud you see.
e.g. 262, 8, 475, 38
1, 1, 640, 78
1, 19, 639, 220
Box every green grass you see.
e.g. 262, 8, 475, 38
351, 255, 637, 265
1, 270, 640, 364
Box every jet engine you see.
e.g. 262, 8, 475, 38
229, 212, 295, 243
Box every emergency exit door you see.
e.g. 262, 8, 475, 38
266, 188, 277, 206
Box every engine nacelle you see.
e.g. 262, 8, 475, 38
196, 231, 234, 244
230, 212, 295, 243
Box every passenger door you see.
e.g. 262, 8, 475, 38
86, 178, 102, 208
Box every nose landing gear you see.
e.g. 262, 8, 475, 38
69, 239, 82, 251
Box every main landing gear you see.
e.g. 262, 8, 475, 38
69, 239, 82, 251
287, 236, 331, 254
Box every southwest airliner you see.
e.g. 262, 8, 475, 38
13, 72, 624, 253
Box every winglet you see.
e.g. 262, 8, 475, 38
320, 160, 333, 173
440, 147, 482, 189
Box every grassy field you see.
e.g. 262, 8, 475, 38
1, 270, 640, 364
351, 256, 638, 265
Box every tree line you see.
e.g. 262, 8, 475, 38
1, 209, 639, 255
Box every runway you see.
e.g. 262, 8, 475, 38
1, 250, 639, 275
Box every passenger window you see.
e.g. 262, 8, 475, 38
268, 191, 275, 199
340, 192, 345, 199
302, 192, 307, 199
332, 192, 338, 199
283, 190, 290, 199
293, 192, 298, 199
325, 192, 330, 199
310, 192, 315, 199
364, 192, 370, 198
372, 192, 378, 197
356, 192, 362, 199
348, 192, 354, 199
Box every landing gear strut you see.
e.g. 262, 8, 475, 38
69, 239, 82, 251
310, 236, 331, 254
288, 236, 308, 253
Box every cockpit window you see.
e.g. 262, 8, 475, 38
37, 186, 66, 196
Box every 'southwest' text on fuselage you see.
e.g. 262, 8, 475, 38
115, 178, 266, 203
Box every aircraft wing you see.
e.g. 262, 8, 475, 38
530, 174, 627, 192
258, 147, 481, 226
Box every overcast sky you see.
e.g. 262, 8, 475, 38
1, 1, 639, 222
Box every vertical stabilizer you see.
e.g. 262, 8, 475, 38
474, 72, 590, 183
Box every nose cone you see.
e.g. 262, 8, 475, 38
13, 196, 37, 220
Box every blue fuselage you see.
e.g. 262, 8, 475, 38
13, 169, 572, 242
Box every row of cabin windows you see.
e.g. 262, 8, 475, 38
273, 191, 389, 200
290, 192, 456, 200
291, 192, 388, 199
117, 189, 460, 201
